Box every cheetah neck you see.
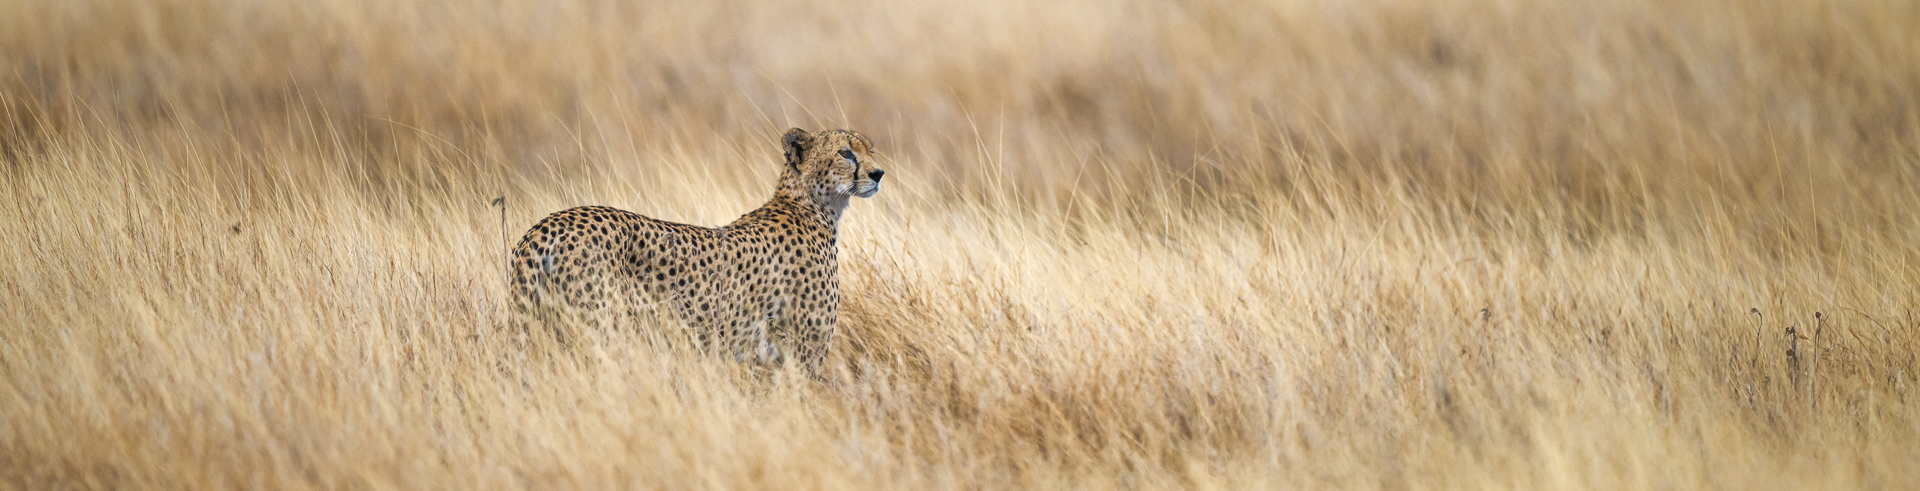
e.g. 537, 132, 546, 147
763, 189, 844, 235
772, 173, 847, 232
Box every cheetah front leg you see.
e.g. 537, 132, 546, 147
787, 312, 834, 379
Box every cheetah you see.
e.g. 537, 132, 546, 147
508, 128, 885, 375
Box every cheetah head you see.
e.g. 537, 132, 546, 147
781, 127, 886, 206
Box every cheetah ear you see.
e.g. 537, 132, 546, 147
782, 128, 811, 169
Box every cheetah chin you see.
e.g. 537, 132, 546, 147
507, 127, 885, 378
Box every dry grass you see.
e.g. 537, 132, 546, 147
4, 0, 1920, 488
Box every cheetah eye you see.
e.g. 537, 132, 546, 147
838, 148, 857, 162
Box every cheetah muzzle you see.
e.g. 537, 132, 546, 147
508, 127, 885, 377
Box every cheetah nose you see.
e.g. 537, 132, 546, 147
868, 169, 884, 181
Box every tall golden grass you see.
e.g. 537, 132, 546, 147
4, 0, 1919, 488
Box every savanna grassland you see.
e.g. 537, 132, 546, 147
4, 0, 1919, 488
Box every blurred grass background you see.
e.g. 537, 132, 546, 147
3, 0, 1918, 488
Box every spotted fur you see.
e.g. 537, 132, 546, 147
509, 128, 884, 374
